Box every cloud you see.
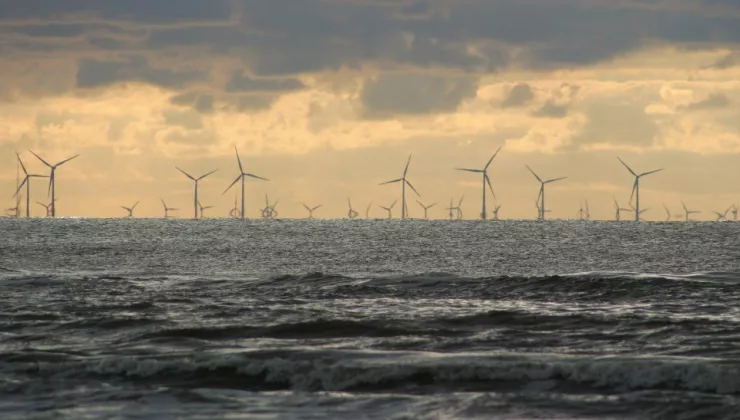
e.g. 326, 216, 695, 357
225, 71, 305, 93
360, 73, 478, 118
567, 100, 659, 149
501, 83, 535, 108
531, 83, 579, 119
170, 92, 214, 113
683, 93, 731, 111
76, 55, 206, 89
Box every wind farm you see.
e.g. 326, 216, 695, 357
1, 148, 738, 222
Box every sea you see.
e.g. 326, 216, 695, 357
1, 218, 740, 419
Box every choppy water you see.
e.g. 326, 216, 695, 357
1, 219, 740, 419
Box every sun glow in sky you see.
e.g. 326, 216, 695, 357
1, 0, 740, 219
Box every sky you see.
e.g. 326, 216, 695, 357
1, 0, 740, 220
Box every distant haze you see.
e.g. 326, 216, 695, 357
1, 1, 739, 219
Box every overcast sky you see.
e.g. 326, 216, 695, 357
1, 0, 740, 220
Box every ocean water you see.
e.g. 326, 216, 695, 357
1, 218, 740, 419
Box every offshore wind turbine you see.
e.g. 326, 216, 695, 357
29, 150, 79, 217
617, 157, 663, 223
629, 204, 650, 221
379, 200, 397, 219
455, 146, 501, 220
229, 195, 240, 218
577, 202, 585, 220
223, 146, 268, 219
492, 204, 501, 221
730, 205, 738, 221
37, 200, 55, 217
585, 200, 590, 220
681, 201, 700, 222
379, 154, 419, 219
161, 198, 178, 218
535, 200, 552, 220
121, 201, 139, 218
613, 197, 630, 221
14, 152, 48, 218
416, 200, 436, 219
347, 198, 359, 219
712, 207, 730, 221
302, 203, 322, 219
261, 194, 278, 219
446, 198, 456, 220
663, 204, 678, 222
198, 200, 214, 219
455, 195, 465, 220
176, 167, 217, 219
365, 201, 373, 219
526, 165, 566, 221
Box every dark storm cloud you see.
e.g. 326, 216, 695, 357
360, 73, 477, 117
76, 56, 206, 89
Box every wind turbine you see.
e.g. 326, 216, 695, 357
416, 200, 436, 219
261, 194, 278, 219
229, 195, 240, 218
492, 204, 501, 220
585, 200, 591, 220
535, 200, 552, 220
347, 198, 359, 219
121, 201, 139, 218
223, 146, 268, 219
37, 200, 56, 217
198, 200, 214, 219
526, 165, 566, 221
617, 157, 663, 223
365, 201, 373, 219
380, 154, 419, 219
379, 200, 397, 219
14, 152, 48, 218
681, 201, 700, 222
29, 150, 79, 217
446, 198, 456, 220
161, 198, 178, 218
176, 167, 217, 219
577, 203, 585, 220
455, 195, 465, 220
302, 203, 322, 219
712, 207, 730, 222
613, 197, 630, 221
455, 146, 501, 220
663, 204, 677, 222
730, 205, 738, 221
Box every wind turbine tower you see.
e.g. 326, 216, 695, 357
380, 154, 419, 219
176, 167, 217, 219
29, 150, 79, 217
455, 146, 501, 220
526, 165, 566, 221
224, 146, 268, 219
617, 157, 663, 223
14, 152, 48, 218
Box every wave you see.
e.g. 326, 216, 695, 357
12, 350, 740, 395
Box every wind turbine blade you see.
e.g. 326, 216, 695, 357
484, 146, 502, 170
485, 174, 495, 199
428, 203, 437, 209
223, 175, 242, 194
525, 165, 542, 183
13, 178, 28, 197
416, 200, 424, 209
28, 150, 52, 168
121, 206, 130, 211
234, 146, 244, 173
246, 173, 268, 181
47, 173, 53, 197
161, 198, 167, 208
197, 169, 218, 180
640, 168, 664, 177
176, 167, 196, 181
15, 152, 28, 175
379, 178, 402, 185
132, 201, 139, 210
545, 177, 567, 184
390, 199, 397, 209
313, 205, 322, 211
303, 203, 310, 211
455, 168, 483, 173
681, 201, 688, 212
458, 195, 465, 206
403, 154, 412, 177
56, 154, 79, 167
617, 157, 637, 176
630, 180, 637, 202
405, 179, 420, 196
